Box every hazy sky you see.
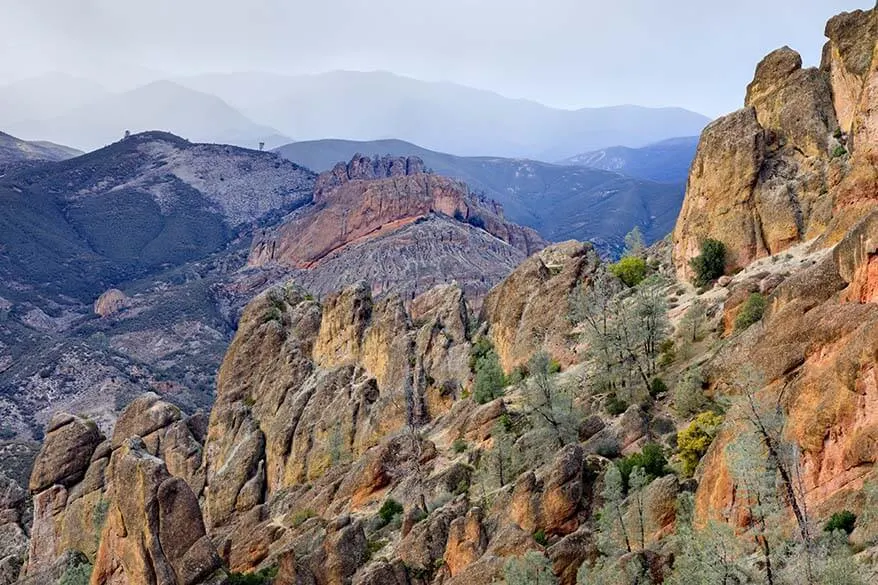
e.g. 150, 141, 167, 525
0, 0, 870, 117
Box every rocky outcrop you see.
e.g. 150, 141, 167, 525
248, 155, 545, 305
481, 241, 600, 372
91, 438, 224, 585
673, 7, 878, 279
93, 289, 128, 317
24, 396, 222, 585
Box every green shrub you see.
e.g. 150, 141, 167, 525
59, 557, 93, 585
677, 411, 723, 476
533, 529, 549, 546
548, 359, 562, 374
610, 256, 647, 287
734, 293, 766, 331
617, 443, 669, 492
832, 144, 848, 158
289, 508, 316, 528
606, 394, 628, 416
452, 438, 468, 454
689, 239, 726, 286
649, 377, 669, 398
473, 350, 507, 404
469, 337, 494, 371
378, 498, 404, 524
227, 566, 278, 585
824, 510, 857, 535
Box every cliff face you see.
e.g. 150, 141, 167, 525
673, 7, 878, 279
248, 155, 545, 304
670, 5, 878, 526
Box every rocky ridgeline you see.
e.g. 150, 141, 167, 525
248, 154, 546, 303
8, 242, 622, 585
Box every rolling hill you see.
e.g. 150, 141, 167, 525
561, 135, 699, 183
275, 138, 683, 253
0, 131, 82, 165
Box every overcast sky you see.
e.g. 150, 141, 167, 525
0, 0, 869, 117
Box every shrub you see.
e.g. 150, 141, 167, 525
59, 557, 93, 585
617, 443, 669, 492
610, 256, 647, 287
825, 510, 857, 535
467, 215, 486, 229
649, 377, 669, 398
832, 144, 848, 158
504, 551, 558, 585
548, 359, 562, 374
227, 566, 278, 585
677, 412, 723, 476
453, 209, 465, 222
734, 293, 766, 331
605, 394, 628, 416
672, 367, 708, 418
452, 438, 468, 453
289, 508, 316, 528
473, 350, 507, 404
378, 498, 404, 524
533, 529, 549, 546
689, 239, 726, 286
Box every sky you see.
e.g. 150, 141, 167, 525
0, 0, 870, 117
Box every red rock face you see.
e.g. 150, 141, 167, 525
249, 156, 544, 271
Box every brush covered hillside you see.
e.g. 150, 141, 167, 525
0, 131, 81, 166
0, 132, 549, 456
5, 6, 878, 585
560, 136, 699, 184
276, 139, 682, 254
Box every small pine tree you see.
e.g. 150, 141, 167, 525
624, 226, 646, 257
503, 551, 558, 585
689, 239, 726, 286
473, 350, 506, 404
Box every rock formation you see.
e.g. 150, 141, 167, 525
673, 7, 878, 278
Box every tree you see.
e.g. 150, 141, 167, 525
679, 298, 708, 343
521, 351, 579, 448
690, 239, 726, 286
504, 551, 558, 585
610, 256, 648, 287
597, 464, 632, 555
473, 349, 506, 404
672, 367, 708, 418
624, 226, 646, 257
478, 420, 521, 491
571, 272, 670, 403
666, 493, 748, 585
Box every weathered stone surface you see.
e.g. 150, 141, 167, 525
110, 392, 182, 449
481, 241, 599, 372
92, 438, 224, 585
443, 507, 487, 577
94, 289, 128, 317
29, 414, 103, 493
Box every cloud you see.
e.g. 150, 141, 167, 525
0, 0, 868, 116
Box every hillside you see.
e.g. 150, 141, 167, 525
178, 70, 710, 160
561, 135, 699, 183
8, 81, 287, 152
0, 131, 82, 165
276, 139, 683, 253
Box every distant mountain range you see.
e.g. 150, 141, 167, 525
1, 71, 710, 159
561, 136, 700, 183
275, 138, 686, 252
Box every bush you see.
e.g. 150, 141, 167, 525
617, 443, 669, 492
452, 438, 468, 453
825, 510, 857, 535
227, 566, 278, 585
689, 239, 726, 286
378, 498, 404, 524
504, 551, 558, 585
548, 359, 562, 374
473, 350, 507, 404
677, 412, 723, 476
533, 529, 549, 546
610, 256, 647, 287
649, 377, 669, 398
734, 293, 766, 331
672, 367, 708, 418
59, 557, 93, 585
605, 394, 628, 416
289, 508, 316, 527
467, 215, 486, 229
832, 144, 848, 158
